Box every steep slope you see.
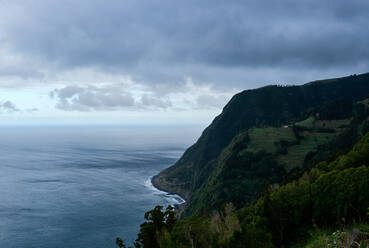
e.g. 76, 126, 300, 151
153, 72, 369, 211
230, 131, 369, 247
135, 131, 369, 248
185, 98, 369, 215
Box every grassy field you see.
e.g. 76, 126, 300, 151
277, 131, 336, 172
241, 117, 351, 172
296, 117, 351, 129
246, 126, 296, 154
296, 116, 315, 127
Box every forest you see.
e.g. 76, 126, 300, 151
122, 74, 369, 247
119, 131, 369, 247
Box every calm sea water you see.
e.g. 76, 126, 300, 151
0, 126, 201, 248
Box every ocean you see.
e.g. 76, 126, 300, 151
0, 126, 201, 248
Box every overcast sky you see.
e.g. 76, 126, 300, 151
0, 0, 368, 125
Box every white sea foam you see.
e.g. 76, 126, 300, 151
145, 176, 186, 205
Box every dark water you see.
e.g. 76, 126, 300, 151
0, 126, 200, 248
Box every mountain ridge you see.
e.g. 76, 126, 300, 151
152, 72, 369, 215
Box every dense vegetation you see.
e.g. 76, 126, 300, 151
179, 95, 369, 217
121, 73, 369, 247
153, 72, 369, 215
232, 131, 369, 247
120, 132, 369, 247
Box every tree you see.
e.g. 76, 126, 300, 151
134, 205, 177, 248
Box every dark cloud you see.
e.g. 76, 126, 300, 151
1, 0, 368, 87
0, 101, 20, 113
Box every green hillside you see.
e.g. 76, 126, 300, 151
125, 72, 369, 248
184, 99, 369, 216
153, 72, 369, 216
130, 131, 369, 248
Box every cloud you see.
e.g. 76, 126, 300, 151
0, 0, 368, 90
50, 78, 236, 111
0, 100, 20, 113
51, 85, 135, 111
196, 95, 230, 109
26, 108, 38, 113
141, 94, 172, 109
0, 100, 38, 114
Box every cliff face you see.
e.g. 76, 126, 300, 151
152, 174, 191, 200
152, 73, 369, 215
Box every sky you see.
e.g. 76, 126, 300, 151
0, 0, 368, 126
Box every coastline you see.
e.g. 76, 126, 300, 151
147, 176, 186, 207
151, 173, 190, 200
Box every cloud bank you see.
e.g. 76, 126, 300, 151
0, 0, 368, 88
0, 0, 368, 119
50, 79, 234, 111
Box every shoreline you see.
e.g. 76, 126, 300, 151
147, 176, 186, 206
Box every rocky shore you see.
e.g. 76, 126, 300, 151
151, 174, 189, 204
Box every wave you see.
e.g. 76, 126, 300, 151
144, 176, 186, 205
